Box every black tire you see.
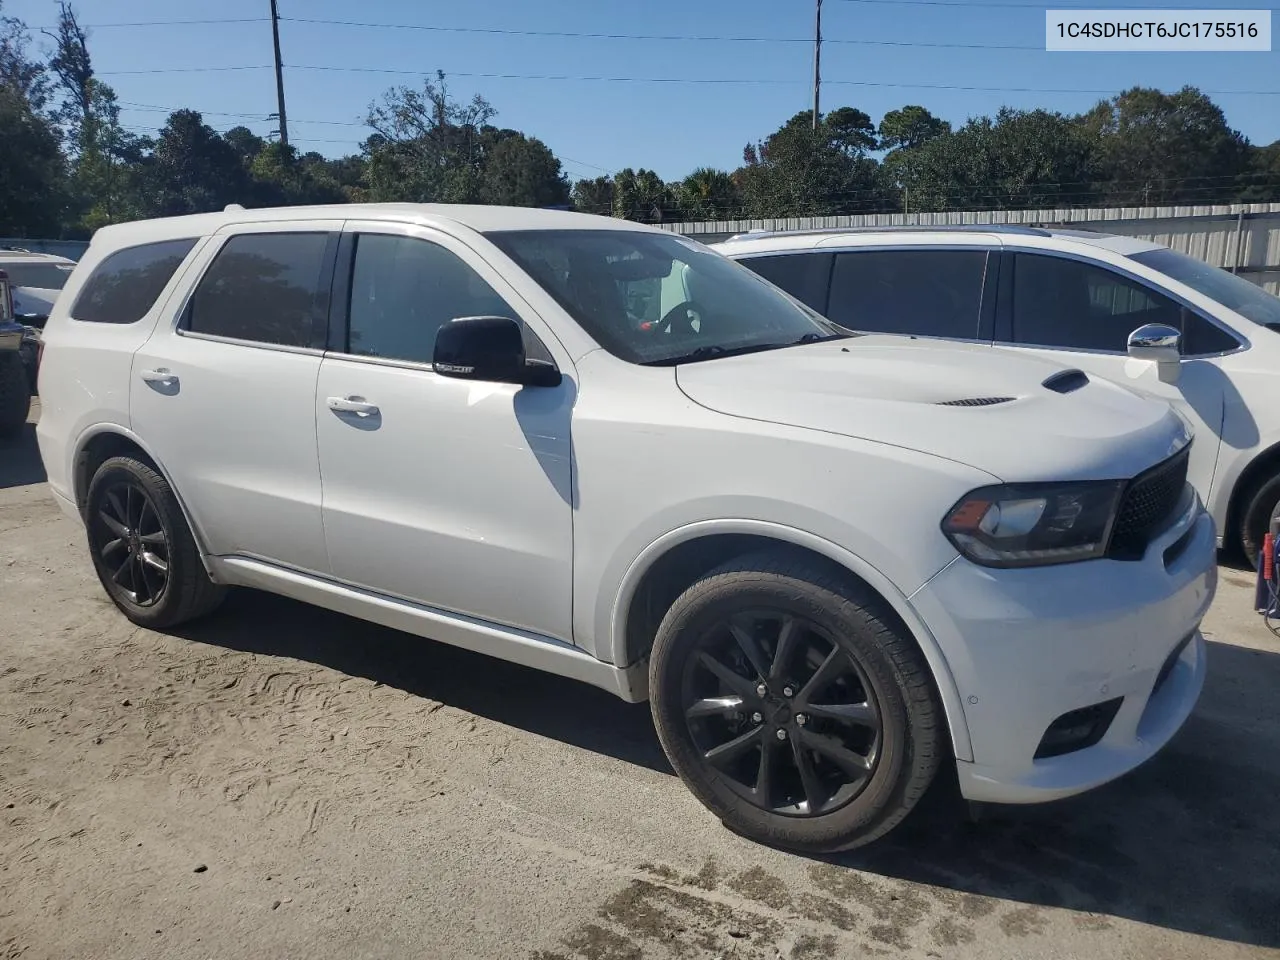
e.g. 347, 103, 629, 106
1239, 472, 1280, 571
649, 550, 944, 853
85, 455, 226, 629
0, 351, 31, 437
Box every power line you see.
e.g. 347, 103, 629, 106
278, 16, 1044, 49
279, 66, 1280, 96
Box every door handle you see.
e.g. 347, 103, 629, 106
140, 368, 178, 386
326, 396, 380, 417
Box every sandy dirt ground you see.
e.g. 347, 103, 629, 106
2, 403, 1279, 960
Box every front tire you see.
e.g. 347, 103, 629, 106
85, 456, 226, 629
649, 551, 944, 853
1240, 472, 1280, 571
0, 352, 30, 437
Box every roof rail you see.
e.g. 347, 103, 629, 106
724, 223, 1055, 242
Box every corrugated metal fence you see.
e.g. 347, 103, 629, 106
660, 202, 1280, 296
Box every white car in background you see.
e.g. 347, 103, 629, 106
716, 226, 1280, 567
36, 205, 1215, 851
0, 249, 78, 394
0, 248, 77, 323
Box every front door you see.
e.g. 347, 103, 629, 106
130, 223, 341, 574
314, 222, 575, 642
995, 250, 1227, 499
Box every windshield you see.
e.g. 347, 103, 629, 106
0, 261, 75, 290
486, 229, 846, 364
1129, 247, 1280, 330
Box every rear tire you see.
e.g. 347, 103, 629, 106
85, 455, 226, 629
0, 352, 30, 437
649, 550, 944, 853
1239, 472, 1280, 571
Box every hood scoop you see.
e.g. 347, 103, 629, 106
1042, 368, 1090, 394
936, 396, 1016, 407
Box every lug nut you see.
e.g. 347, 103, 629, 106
751, 712, 763, 724
775, 729, 788, 741
756, 683, 768, 697
795, 714, 807, 727
782, 685, 795, 698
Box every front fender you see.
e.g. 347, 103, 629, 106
604, 517, 974, 763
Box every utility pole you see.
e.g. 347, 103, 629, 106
811, 0, 822, 129
269, 0, 289, 149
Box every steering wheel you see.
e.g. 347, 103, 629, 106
649, 300, 708, 336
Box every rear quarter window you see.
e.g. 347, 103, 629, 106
70, 239, 198, 324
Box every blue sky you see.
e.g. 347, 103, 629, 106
7, 0, 1279, 183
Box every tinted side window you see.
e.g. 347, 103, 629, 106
739, 253, 833, 312
188, 233, 331, 348
347, 234, 519, 365
1181, 312, 1240, 355
70, 238, 197, 324
1009, 254, 1185, 352
827, 250, 987, 338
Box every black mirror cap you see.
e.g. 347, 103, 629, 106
433, 315, 562, 387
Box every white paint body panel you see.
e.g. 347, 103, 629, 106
716, 228, 1280, 545
35, 204, 1218, 806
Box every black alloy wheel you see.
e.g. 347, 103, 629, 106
681, 609, 882, 818
90, 479, 171, 607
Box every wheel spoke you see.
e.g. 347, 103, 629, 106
798, 647, 848, 704
768, 616, 801, 681
703, 726, 763, 769
104, 490, 127, 526
98, 510, 128, 538
111, 554, 132, 586
139, 531, 166, 545
695, 651, 759, 702
754, 736, 777, 808
685, 696, 744, 720
140, 550, 168, 575
804, 701, 877, 729
136, 555, 153, 603
791, 738, 826, 813
727, 619, 769, 680
100, 537, 126, 559
800, 729, 872, 777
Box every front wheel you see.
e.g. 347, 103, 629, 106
1240, 472, 1280, 571
649, 551, 944, 853
85, 455, 226, 629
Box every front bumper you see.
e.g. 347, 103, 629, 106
911, 491, 1217, 804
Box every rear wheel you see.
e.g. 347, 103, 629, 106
0, 351, 30, 437
85, 456, 226, 629
1239, 472, 1280, 571
649, 551, 943, 853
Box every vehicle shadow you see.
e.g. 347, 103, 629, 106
0, 417, 47, 489
180, 587, 1280, 948
174, 587, 671, 773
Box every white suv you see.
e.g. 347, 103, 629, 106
37, 204, 1216, 852
716, 225, 1280, 567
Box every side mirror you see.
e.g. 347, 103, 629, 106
1127, 323, 1182, 384
433, 316, 562, 387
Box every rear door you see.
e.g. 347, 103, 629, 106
130, 220, 342, 574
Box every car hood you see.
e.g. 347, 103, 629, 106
674, 336, 1192, 482
12, 286, 60, 321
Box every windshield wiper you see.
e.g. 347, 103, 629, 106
642, 332, 851, 367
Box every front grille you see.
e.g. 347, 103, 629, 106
1107, 444, 1191, 560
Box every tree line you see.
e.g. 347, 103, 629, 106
2, 1, 1278, 240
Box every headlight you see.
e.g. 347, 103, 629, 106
941, 481, 1125, 568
